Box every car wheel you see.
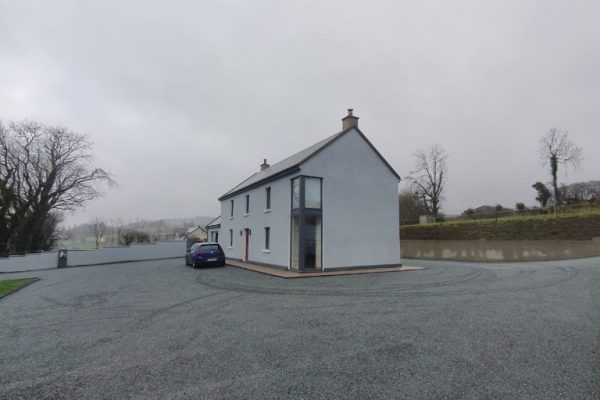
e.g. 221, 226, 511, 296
192, 260, 197, 269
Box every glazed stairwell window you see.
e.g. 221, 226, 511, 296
289, 176, 323, 271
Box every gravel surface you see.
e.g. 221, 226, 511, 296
1, 257, 598, 399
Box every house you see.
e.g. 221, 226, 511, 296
187, 226, 208, 242
173, 228, 189, 241
206, 216, 221, 242
215, 109, 401, 272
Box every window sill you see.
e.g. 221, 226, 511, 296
264, 209, 271, 213
228, 246, 233, 249
261, 249, 270, 253
228, 217, 234, 220
243, 213, 249, 217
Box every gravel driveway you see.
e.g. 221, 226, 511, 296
1, 257, 598, 399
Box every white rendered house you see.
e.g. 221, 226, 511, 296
216, 110, 401, 272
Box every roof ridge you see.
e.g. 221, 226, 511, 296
219, 128, 353, 200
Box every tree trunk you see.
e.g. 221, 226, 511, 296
551, 155, 560, 205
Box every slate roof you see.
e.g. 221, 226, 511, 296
206, 216, 221, 228
218, 127, 400, 201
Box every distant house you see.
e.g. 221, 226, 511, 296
173, 228, 188, 241
187, 226, 207, 242
174, 226, 207, 242
206, 216, 221, 242
213, 109, 401, 272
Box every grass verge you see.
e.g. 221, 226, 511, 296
401, 212, 600, 240
0, 278, 38, 299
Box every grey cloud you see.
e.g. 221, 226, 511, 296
1, 0, 599, 225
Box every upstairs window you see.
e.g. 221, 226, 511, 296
265, 187, 271, 210
305, 177, 322, 209
245, 194, 250, 214
230, 199, 234, 218
291, 176, 322, 210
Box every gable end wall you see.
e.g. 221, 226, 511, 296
300, 129, 400, 268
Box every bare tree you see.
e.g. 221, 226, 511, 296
407, 144, 448, 218
539, 128, 583, 205
560, 180, 600, 203
112, 217, 125, 246
89, 217, 107, 249
0, 120, 115, 253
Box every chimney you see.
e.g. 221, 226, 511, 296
260, 158, 270, 171
341, 108, 359, 130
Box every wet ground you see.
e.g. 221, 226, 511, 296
1, 257, 598, 399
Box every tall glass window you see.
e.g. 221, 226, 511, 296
289, 176, 323, 271
304, 215, 322, 269
291, 178, 300, 209
291, 215, 300, 270
305, 178, 321, 209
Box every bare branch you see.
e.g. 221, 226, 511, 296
406, 144, 448, 218
539, 128, 583, 205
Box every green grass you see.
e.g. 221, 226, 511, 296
0, 278, 38, 299
414, 208, 600, 228
401, 209, 600, 240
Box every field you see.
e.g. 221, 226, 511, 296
400, 210, 600, 240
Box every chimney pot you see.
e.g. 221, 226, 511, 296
260, 158, 270, 171
341, 108, 359, 130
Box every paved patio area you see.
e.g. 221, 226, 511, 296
226, 259, 423, 278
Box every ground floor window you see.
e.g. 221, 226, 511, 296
264, 227, 270, 250
229, 229, 233, 247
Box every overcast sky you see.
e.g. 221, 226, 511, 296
1, 0, 599, 226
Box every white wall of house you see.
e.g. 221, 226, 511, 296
218, 171, 299, 268
300, 128, 400, 268
207, 227, 220, 242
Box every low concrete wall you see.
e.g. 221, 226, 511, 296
0, 241, 186, 273
0, 252, 58, 272
401, 239, 600, 262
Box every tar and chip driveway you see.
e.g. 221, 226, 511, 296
1, 258, 598, 400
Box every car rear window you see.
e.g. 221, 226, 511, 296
198, 245, 220, 252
